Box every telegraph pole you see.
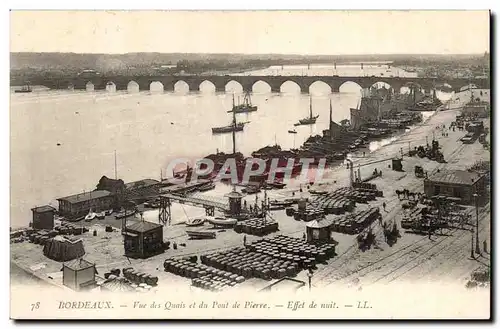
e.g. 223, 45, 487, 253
474, 193, 481, 255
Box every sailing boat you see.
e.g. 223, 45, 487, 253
212, 95, 249, 134
15, 81, 32, 93
294, 96, 319, 126
228, 91, 258, 113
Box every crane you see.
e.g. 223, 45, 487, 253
345, 156, 396, 188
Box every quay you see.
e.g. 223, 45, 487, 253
11, 88, 491, 294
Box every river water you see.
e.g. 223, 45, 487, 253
10, 64, 452, 228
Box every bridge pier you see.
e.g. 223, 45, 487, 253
271, 86, 281, 93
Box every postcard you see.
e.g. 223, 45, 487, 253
10, 10, 491, 320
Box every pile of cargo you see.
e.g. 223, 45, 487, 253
234, 218, 279, 236
164, 256, 245, 292
201, 247, 300, 280
330, 207, 381, 235
55, 222, 88, 235
246, 235, 337, 269
292, 207, 325, 221
122, 267, 159, 286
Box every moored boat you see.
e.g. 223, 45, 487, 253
115, 209, 136, 220
206, 216, 238, 227
186, 230, 216, 239
295, 96, 319, 126
84, 210, 96, 222
96, 211, 106, 220
212, 122, 246, 134
15, 82, 32, 93
228, 92, 258, 113
185, 217, 206, 227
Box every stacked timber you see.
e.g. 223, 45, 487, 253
234, 218, 279, 236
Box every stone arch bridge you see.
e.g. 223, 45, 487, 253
28, 75, 489, 93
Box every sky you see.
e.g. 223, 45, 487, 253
10, 10, 490, 55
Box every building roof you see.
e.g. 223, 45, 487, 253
57, 190, 112, 204
126, 220, 163, 233
64, 258, 94, 271
225, 190, 244, 199
306, 216, 334, 229
125, 179, 160, 190
31, 205, 56, 213
427, 170, 483, 185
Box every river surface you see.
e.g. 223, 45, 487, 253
10, 64, 452, 228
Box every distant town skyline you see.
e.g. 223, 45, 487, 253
10, 11, 490, 55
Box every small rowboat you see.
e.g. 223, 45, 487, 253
186, 217, 205, 227
115, 209, 136, 220
186, 230, 216, 240
85, 210, 96, 222
96, 212, 106, 220
206, 216, 237, 227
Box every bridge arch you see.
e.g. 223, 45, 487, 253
225, 80, 243, 93
252, 80, 272, 93
339, 81, 363, 94
173, 80, 189, 93
370, 81, 393, 90
150, 81, 164, 93
105, 81, 116, 93
127, 81, 139, 93
280, 80, 302, 93
309, 81, 332, 95
199, 80, 216, 93
400, 81, 423, 94
86, 81, 95, 92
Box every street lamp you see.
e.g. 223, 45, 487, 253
473, 193, 481, 255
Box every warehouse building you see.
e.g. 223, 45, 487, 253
57, 190, 114, 218
423, 170, 487, 206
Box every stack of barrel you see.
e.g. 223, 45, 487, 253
163, 257, 245, 292
123, 267, 159, 287
293, 207, 325, 221
201, 247, 300, 280
309, 195, 355, 215
246, 236, 336, 270
330, 207, 380, 235
233, 218, 279, 236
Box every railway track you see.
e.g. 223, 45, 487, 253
368, 204, 489, 286
315, 141, 469, 287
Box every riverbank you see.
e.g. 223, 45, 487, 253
10, 87, 490, 293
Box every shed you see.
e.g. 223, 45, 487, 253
122, 220, 164, 259
306, 217, 335, 243
31, 205, 56, 230
424, 170, 487, 205
62, 258, 97, 291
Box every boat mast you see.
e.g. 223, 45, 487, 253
232, 101, 236, 155
309, 96, 313, 119
329, 98, 333, 138
114, 150, 118, 180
